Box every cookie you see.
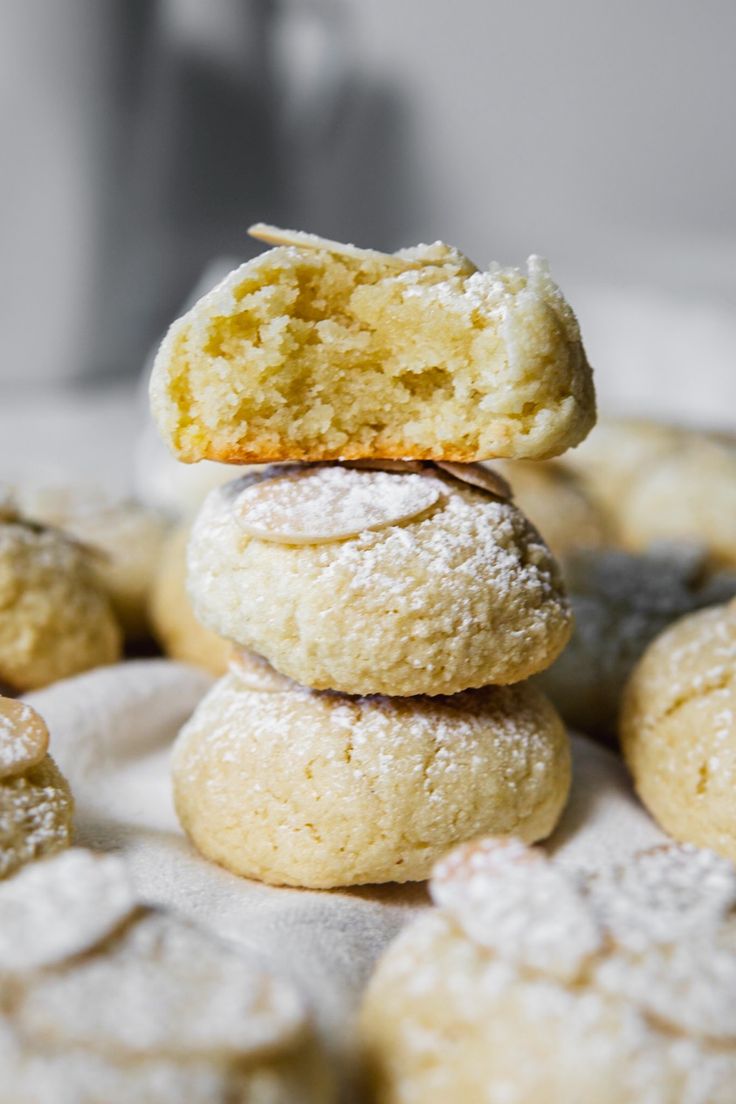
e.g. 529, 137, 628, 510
360, 838, 736, 1103
621, 598, 736, 860
0, 696, 49, 779
0, 696, 73, 879
149, 525, 233, 676
17, 483, 169, 638
150, 225, 595, 464
537, 548, 736, 738
187, 464, 572, 696
563, 418, 736, 568
0, 519, 121, 691
490, 458, 608, 557
0, 848, 333, 1104
172, 654, 570, 888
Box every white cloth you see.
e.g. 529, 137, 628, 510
26, 661, 665, 1063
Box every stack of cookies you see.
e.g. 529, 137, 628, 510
149, 225, 596, 888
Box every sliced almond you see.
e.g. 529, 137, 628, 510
235, 466, 441, 545
248, 222, 408, 267
229, 649, 295, 693
434, 461, 512, 500
431, 838, 602, 982
0, 697, 49, 780
0, 849, 137, 972
342, 459, 427, 474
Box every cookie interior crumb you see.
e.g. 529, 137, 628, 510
152, 241, 595, 463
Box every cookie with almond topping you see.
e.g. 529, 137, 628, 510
360, 838, 736, 1104
149, 225, 595, 465
0, 697, 72, 879
0, 848, 333, 1104
186, 463, 571, 696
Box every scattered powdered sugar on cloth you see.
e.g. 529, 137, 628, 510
25, 661, 665, 1075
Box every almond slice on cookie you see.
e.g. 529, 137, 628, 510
235, 466, 441, 545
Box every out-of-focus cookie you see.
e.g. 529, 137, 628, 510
491, 459, 608, 557
0, 519, 121, 692
621, 599, 736, 861
172, 653, 570, 888
134, 421, 259, 518
17, 484, 169, 639
537, 548, 736, 738
150, 225, 595, 464
563, 418, 736, 568
0, 697, 73, 879
149, 525, 233, 676
360, 837, 736, 1103
0, 848, 333, 1104
188, 463, 572, 696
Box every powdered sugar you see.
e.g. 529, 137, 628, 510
428, 839, 736, 1042
0, 698, 49, 779
432, 838, 602, 982
0, 845, 317, 1103
235, 465, 441, 545
0, 766, 72, 879
17, 908, 306, 1059
0, 849, 136, 971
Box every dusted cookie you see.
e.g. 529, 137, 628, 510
0, 520, 121, 691
149, 525, 233, 676
150, 225, 595, 464
0, 848, 333, 1104
18, 484, 169, 639
361, 838, 736, 1104
491, 459, 608, 558
0, 697, 73, 879
172, 653, 570, 888
621, 599, 736, 860
537, 548, 736, 739
564, 419, 736, 568
188, 464, 572, 696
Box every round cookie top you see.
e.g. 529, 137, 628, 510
0, 848, 136, 972
622, 598, 736, 727
0, 848, 308, 1063
0, 519, 122, 691
536, 547, 736, 737
563, 418, 736, 568
0, 697, 49, 779
189, 460, 569, 696
430, 837, 736, 1040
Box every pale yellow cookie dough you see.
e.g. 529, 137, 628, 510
149, 525, 233, 676
563, 418, 736, 568
17, 484, 169, 638
150, 226, 595, 464
0, 755, 73, 879
187, 465, 572, 696
491, 458, 608, 557
0, 521, 121, 691
537, 548, 736, 738
360, 838, 736, 1104
621, 599, 736, 860
172, 658, 570, 888
0, 848, 333, 1104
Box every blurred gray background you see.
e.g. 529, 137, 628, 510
1, 0, 734, 432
